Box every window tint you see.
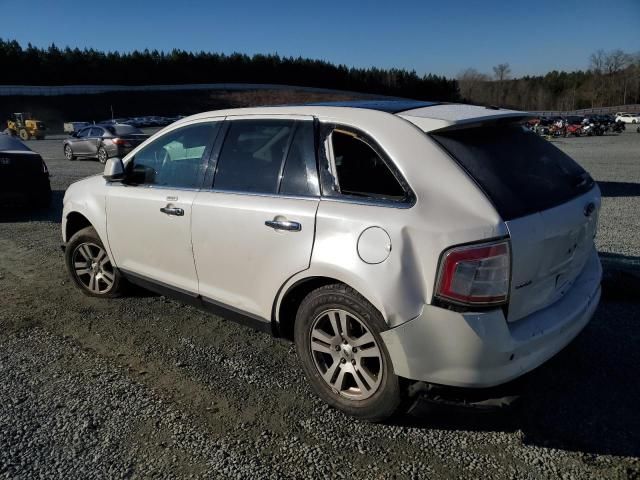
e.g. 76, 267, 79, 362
214, 120, 294, 194
77, 128, 90, 138
330, 130, 405, 200
431, 125, 594, 220
279, 122, 318, 196
89, 127, 104, 137
129, 122, 219, 188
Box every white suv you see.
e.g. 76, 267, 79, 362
62, 101, 602, 421
615, 113, 640, 123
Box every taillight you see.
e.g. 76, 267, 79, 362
435, 240, 511, 306
112, 138, 130, 146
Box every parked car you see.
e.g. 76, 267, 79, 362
0, 133, 51, 207
63, 121, 90, 134
615, 113, 640, 124
63, 124, 149, 163
61, 101, 602, 421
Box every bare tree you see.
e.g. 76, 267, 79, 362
492, 63, 511, 81
589, 50, 606, 73
492, 63, 511, 105
457, 68, 490, 101
605, 49, 630, 74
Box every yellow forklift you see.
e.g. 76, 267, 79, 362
6, 113, 46, 140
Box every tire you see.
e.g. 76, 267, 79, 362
294, 284, 401, 422
97, 146, 108, 164
19, 129, 29, 141
65, 226, 124, 298
64, 145, 76, 161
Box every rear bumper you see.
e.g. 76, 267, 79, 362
381, 248, 602, 388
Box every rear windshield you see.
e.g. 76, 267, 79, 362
431, 125, 595, 220
107, 125, 143, 135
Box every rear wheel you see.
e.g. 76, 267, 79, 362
65, 226, 124, 298
64, 145, 76, 161
97, 146, 108, 164
294, 284, 401, 422
19, 129, 29, 141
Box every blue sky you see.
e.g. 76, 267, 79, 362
1, 0, 638, 78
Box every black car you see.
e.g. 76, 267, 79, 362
63, 124, 148, 163
0, 134, 51, 207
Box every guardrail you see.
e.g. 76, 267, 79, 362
533, 104, 640, 116
0, 83, 373, 97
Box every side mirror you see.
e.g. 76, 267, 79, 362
103, 157, 125, 181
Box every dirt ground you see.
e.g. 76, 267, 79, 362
0, 128, 639, 479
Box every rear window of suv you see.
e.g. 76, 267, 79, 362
431, 124, 595, 220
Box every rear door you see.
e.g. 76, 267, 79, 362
191, 116, 319, 321
431, 123, 600, 322
87, 127, 105, 156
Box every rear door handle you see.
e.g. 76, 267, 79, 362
160, 206, 184, 216
265, 219, 301, 231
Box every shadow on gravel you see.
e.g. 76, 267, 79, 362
0, 190, 64, 223
597, 181, 640, 197
401, 255, 640, 458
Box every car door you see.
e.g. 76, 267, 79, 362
106, 119, 222, 293
85, 127, 104, 156
191, 116, 320, 321
72, 127, 92, 154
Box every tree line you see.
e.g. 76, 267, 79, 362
0, 39, 459, 101
2, 39, 638, 111
458, 50, 640, 111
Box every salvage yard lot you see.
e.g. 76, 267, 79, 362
0, 129, 639, 479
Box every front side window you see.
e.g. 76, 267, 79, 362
327, 129, 406, 201
214, 120, 294, 194
128, 122, 219, 188
89, 127, 104, 137
77, 128, 90, 138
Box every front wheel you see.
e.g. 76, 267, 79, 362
19, 129, 29, 141
65, 226, 124, 298
294, 284, 401, 422
97, 146, 108, 164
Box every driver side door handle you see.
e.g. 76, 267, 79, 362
160, 206, 184, 216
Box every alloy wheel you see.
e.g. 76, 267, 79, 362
72, 242, 115, 294
309, 308, 383, 400
98, 148, 107, 164
64, 146, 73, 160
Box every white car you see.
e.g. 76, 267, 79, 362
615, 113, 640, 124
62, 101, 602, 421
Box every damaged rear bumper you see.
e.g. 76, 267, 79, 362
380, 249, 602, 388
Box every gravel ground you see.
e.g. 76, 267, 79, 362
0, 128, 639, 479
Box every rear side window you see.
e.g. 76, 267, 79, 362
431, 125, 594, 220
214, 120, 294, 194
330, 130, 405, 201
